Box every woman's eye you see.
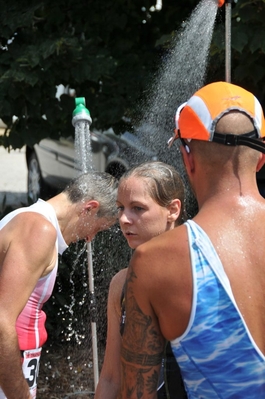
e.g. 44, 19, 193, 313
134, 206, 144, 211
117, 206, 124, 212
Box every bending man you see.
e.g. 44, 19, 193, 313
0, 171, 118, 399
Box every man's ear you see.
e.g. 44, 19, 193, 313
180, 144, 195, 173
167, 199, 182, 223
83, 200, 100, 214
256, 153, 265, 172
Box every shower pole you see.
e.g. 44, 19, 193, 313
225, 0, 232, 83
72, 98, 99, 390
87, 239, 99, 389
217, 0, 232, 83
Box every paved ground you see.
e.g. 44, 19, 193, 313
0, 143, 28, 213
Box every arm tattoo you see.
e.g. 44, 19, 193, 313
120, 265, 164, 398
121, 363, 159, 398
121, 347, 163, 366
127, 268, 137, 283
123, 288, 163, 352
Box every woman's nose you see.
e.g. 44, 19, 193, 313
119, 211, 132, 224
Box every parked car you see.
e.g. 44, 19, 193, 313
25, 129, 158, 202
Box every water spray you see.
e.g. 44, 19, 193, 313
72, 98, 99, 390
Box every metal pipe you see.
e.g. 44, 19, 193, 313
225, 0, 232, 82
72, 98, 99, 390
87, 241, 99, 387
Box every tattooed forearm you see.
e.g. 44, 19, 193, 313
120, 362, 159, 398
121, 347, 163, 366
146, 369, 159, 394
120, 262, 164, 398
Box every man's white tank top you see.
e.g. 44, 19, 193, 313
0, 199, 68, 350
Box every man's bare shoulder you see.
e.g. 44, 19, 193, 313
1, 210, 54, 229
14, 212, 56, 242
0, 211, 57, 266
127, 224, 192, 339
1, 210, 55, 239
132, 224, 189, 269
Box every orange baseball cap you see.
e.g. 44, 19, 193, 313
168, 81, 265, 153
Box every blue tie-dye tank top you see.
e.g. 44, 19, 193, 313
170, 220, 265, 398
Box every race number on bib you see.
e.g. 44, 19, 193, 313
22, 348, 42, 399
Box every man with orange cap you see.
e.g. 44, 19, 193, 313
119, 81, 265, 398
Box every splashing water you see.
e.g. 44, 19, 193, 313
74, 121, 94, 173
130, 0, 219, 217
137, 0, 218, 154
64, 243, 88, 345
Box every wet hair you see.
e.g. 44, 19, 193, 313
119, 161, 186, 225
63, 171, 118, 219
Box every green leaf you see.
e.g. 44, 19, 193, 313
231, 25, 249, 53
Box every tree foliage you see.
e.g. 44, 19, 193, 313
0, 0, 265, 149
210, 0, 265, 105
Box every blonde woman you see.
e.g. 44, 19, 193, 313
96, 162, 187, 399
